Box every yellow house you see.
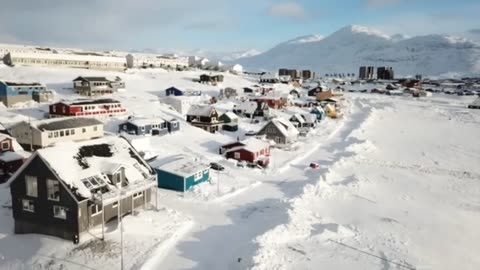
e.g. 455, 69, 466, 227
325, 104, 343, 119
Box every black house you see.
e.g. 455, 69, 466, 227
186, 105, 223, 133
7, 137, 156, 243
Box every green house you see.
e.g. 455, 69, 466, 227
154, 158, 210, 192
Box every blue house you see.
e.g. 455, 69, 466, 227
165, 87, 184, 96
0, 81, 51, 107
153, 158, 210, 192
119, 116, 179, 136
310, 106, 326, 121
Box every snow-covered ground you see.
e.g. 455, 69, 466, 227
0, 65, 479, 270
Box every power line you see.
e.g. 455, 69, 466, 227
328, 239, 417, 270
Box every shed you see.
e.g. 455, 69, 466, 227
219, 112, 239, 132
153, 158, 210, 192
165, 87, 184, 96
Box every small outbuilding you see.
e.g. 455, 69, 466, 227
153, 157, 210, 192
219, 112, 239, 132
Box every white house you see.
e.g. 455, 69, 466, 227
9, 117, 104, 150
161, 95, 210, 115
126, 54, 189, 69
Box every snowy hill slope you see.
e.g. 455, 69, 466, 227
237, 25, 480, 76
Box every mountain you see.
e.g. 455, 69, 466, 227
236, 25, 480, 76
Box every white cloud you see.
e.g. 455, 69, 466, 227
268, 2, 308, 19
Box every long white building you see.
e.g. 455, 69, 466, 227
126, 54, 188, 69
3, 52, 127, 71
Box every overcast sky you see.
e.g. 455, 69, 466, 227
0, 0, 478, 53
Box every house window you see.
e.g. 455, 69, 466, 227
22, 199, 35, 212
71, 129, 75, 135
112, 201, 118, 208
1, 141, 9, 150
54, 131, 59, 138
25, 175, 38, 197
53, 205, 67, 219
47, 132, 53, 139
91, 204, 102, 216
234, 152, 241, 159
60, 131, 64, 137
173, 122, 178, 127
93, 126, 98, 131
133, 192, 143, 199
194, 171, 202, 181
65, 130, 70, 136
47, 179, 60, 201
82, 128, 86, 133
203, 169, 208, 174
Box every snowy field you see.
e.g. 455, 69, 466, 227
0, 65, 479, 270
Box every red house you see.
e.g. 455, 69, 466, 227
222, 138, 271, 167
249, 95, 287, 109
49, 98, 127, 118
0, 134, 30, 183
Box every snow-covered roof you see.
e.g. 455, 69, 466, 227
271, 118, 299, 138
221, 112, 238, 120
127, 117, 166, 127
32, 117, 103, 131
61, 98, 121, 106
154, 157, 209, 178
0, 150, 30, 162
291, 113, 306, 124
7, 51, 126, 63
187, 105, 215, 117
302, 114, 317, 123
9, 137, 155, 200
233, 101, 257, 114
241, 138, 270, 153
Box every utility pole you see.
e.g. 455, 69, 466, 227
100, 192, 104, 241
217, 170, 220, 196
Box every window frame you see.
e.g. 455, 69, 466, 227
53, 205, 67, 220
91, 204, 103, 216
47, 179, 60, 201
1, 141, 10, 150
22, 199, 35, 212
25, 175, 38, 197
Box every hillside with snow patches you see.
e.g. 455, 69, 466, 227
236, 25, 480, 76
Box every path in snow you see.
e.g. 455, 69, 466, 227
144, 98, 377, 269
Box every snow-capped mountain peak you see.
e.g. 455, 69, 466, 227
285, 34, 324, 45
236, 25, 480, 76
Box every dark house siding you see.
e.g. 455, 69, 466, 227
10, 155, 81, 242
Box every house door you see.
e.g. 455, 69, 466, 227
152, 129, 160, 136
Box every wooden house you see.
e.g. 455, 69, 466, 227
219, 112, 239, 132
165, 87, 184, 96
119, 116, 179, 136
10, 117, 104, 151
249, 95, 287, 109
310, 106, 326, 121
7, 137, 157, 243
257, 118, 299, 145
221, 138, 271, 167
49, 99, 126, 118
186, 105, 223, 133
233, 101, 257, 118
152, 157, 210, 192
199, 74, 224, 85
72, 76, 125, 97
316, 89, 334, 101
0, 134, 30, 183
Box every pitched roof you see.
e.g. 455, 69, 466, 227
33, 117, 103, 131
240, 138, 270, 153
271, 118, 299, 138
221, 112, 238, 121
2, 81, 43, 87
8, 137, 155, 200
302, 113, 317, 123
291, 113, 306, 124
187, 105, 216, 117
233, 101, 257, 114
470, 97, 480, 106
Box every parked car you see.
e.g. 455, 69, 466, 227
310, 162, 320, 169
210, 162, 225, 171
245, 130, 257, 136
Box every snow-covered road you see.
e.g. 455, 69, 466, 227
144, 98, 376, 270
